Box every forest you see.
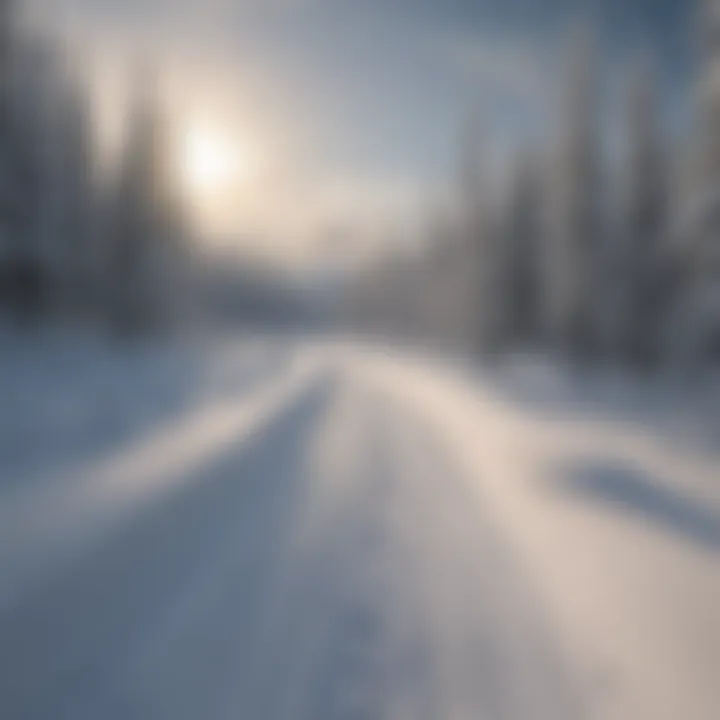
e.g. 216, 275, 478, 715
1, 0, 719, 375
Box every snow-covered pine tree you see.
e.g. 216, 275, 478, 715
0, 0, 34, 323
420, 205, 469, 350
694, 0, 720, 192
16, 38, 73, 320
4, 32, 60, 324
661, 0, 720, 369
619, 54, 667, 369
54, 67, 96, 317
458, 109, 501, 356
545, 21, 603, 360
0, 0, 13, 272
502, 150, 543, 350
109, 67, 186, 335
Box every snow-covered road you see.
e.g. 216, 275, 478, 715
0, 338, 718, 719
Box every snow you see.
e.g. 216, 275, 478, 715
0, 333, 717, 719
358, 347, 720, 720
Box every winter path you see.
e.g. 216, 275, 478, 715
0, 337, 717, 719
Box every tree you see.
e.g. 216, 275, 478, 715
108, 67, 187, 334
502, 151, 543, 349
458, 109, 502, 356
0, 19, 97, 325
693, 0, 720, 194
619, 55, 667, 368
0, 0, 37, 323
659, 0, 720, 370
51, 67, 95, 317
545, 21, 603, 359
14, 38, 69, 319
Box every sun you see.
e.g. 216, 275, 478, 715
182, 125, 252, 196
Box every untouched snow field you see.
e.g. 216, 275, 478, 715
0, 334, 718, 719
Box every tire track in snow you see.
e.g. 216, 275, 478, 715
383, 403, 585, 720
220, 374, 397, 720
0, 348, 319, 611
0, 355, 330, 720
0, 349, 587, 720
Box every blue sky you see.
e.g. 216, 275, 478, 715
27, 0, 697, 250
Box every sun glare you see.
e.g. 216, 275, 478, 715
182, 125, 252, 196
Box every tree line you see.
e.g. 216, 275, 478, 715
0, 1, 191, 335
349, 7, 720, 373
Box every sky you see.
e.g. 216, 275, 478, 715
25, 0, 695, 262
